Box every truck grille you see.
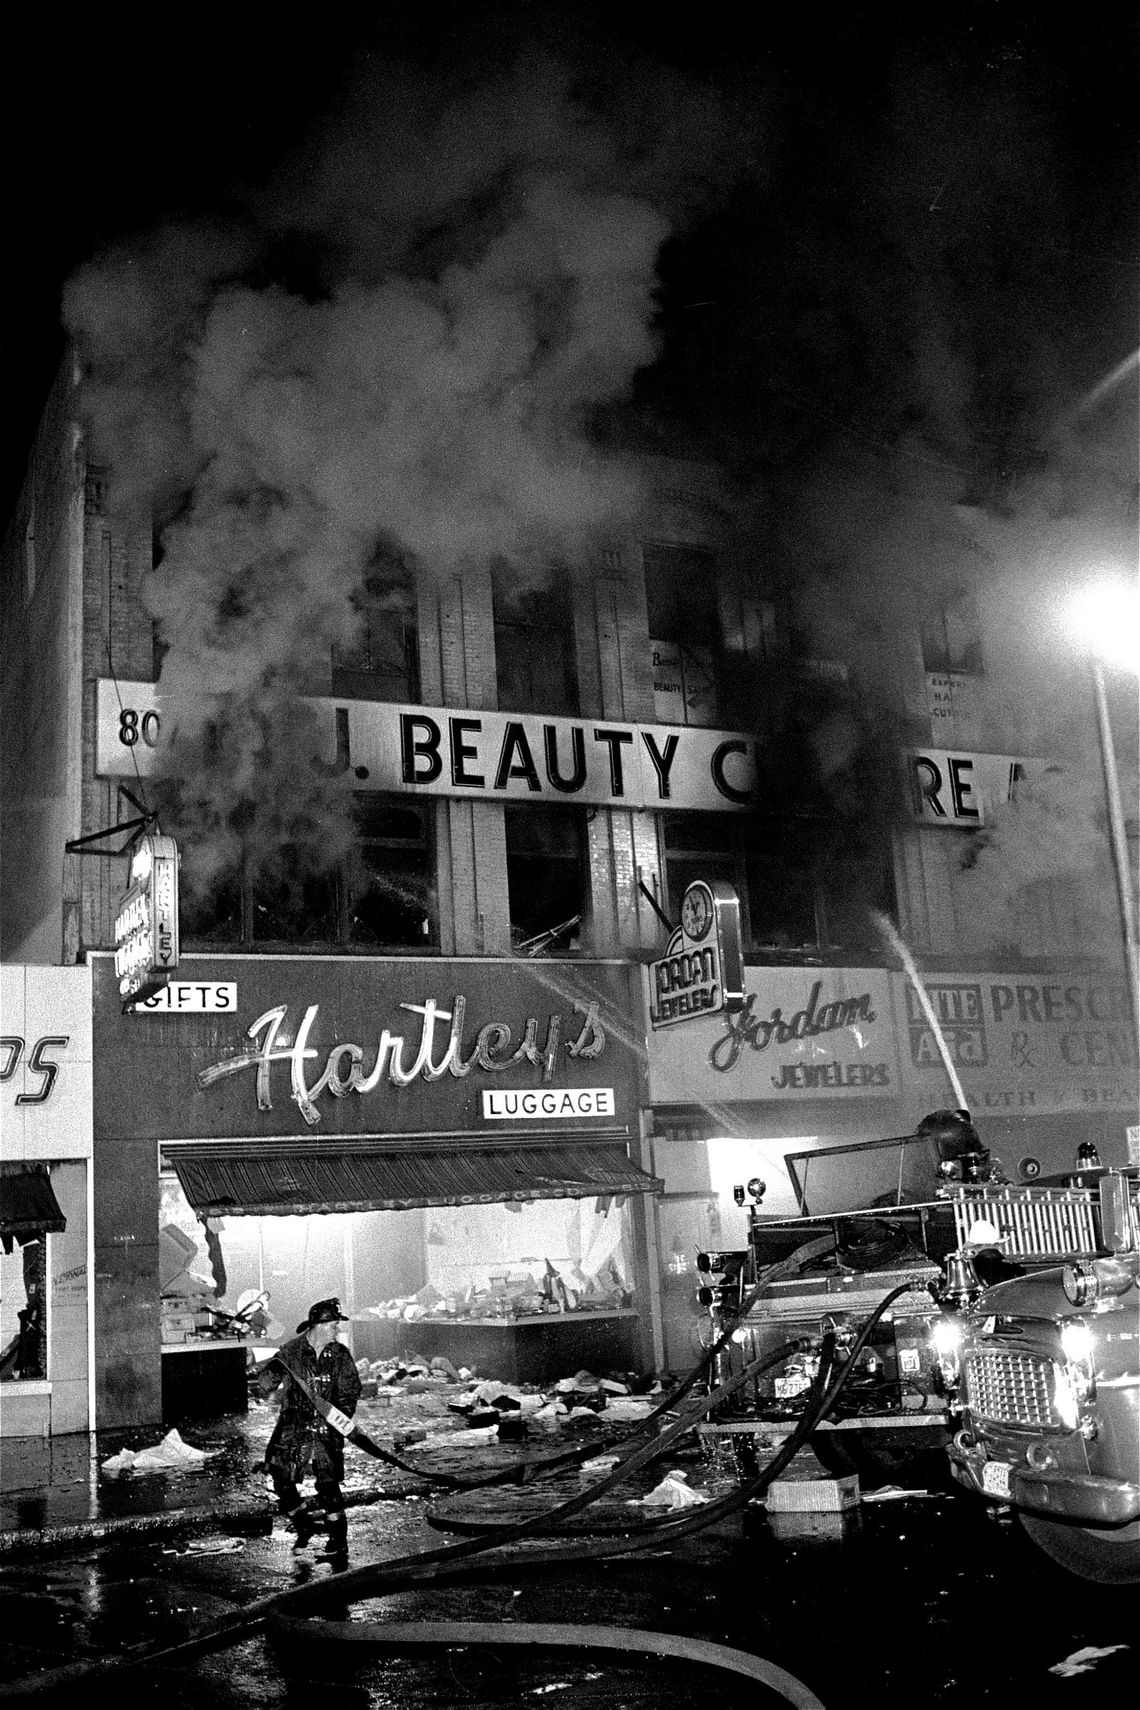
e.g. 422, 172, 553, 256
950, 1186, 1099, 1261
964, 1348, 1060, 1428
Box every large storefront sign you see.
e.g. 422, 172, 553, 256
893, 970, 1138, 1118
1, 965, 92, 1161
904, 748, 1049, 827
1, 965, 93, 1438
643, 965, 901, 1104
91, 955, 640, 1142
95, 680, 760, 812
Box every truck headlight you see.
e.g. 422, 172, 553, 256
1052, 1362, 1081, 1429
931, 1315, 962, 1385
1060, 1321, 1094, 1365
1058, 1319, 1096, 1407
932, 1317, 963, 1357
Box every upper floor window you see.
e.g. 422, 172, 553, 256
921, 591, 983, 675
178, 796, 437, 952
493, 569, 579, 716
644, 542, 720, 726
921, 592, 983, 740
344, 797, 435, 948
505, 803, 587, 954
253, 850, 340, 945
332, 562, 418, 703
659, 811, 896, 955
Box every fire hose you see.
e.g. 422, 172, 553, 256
0, 1263, 910, 1706
324, 1228, 840, 1493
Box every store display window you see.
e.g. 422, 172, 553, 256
0, 1167, 65, 1383
157, 1167, 635, 1360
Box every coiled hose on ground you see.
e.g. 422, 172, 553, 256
0, 1265, 915, 1707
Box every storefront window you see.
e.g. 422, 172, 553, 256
0, 1237, 46, 1382
1, 1166, 65, 1384
414, 1197, 634, 1318
157, 1170, 635, 1365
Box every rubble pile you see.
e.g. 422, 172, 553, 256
348, 1354, 660, 1451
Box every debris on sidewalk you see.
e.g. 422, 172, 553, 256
629, 1470, 710, 1509
1049, 1645, 1129, 1678
101, 1429, 220, 1477
861, 1486, 938, 1503
161, 1537, 246, 1557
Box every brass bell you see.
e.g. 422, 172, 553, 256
939, 1249, 982, 1308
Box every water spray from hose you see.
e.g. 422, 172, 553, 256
871, 911, 968, 1110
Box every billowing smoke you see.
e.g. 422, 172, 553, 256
63, 52, 712, 895
706, 40, 1139, 969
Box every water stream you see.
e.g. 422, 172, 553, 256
871, 910, 968, 1111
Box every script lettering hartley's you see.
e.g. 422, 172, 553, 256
197, 996, 606, 1127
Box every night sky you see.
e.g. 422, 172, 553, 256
4, 0, 1135, 506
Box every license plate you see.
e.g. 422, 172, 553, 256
981, 1460, 1012, 1498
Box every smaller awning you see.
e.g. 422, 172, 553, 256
0, 1170, 67, 1247
166, 1140, 663, 1218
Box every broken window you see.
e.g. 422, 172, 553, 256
253, 850, 339, 945
660, 812, 819, 950
505, 803, 588, 953
344, 796, 436, 948
661, 810, 896, 954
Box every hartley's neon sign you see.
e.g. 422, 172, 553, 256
197, 996, 607, 1126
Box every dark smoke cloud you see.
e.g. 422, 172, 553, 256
64, 51, 726, 893
647, 34, 1138, 966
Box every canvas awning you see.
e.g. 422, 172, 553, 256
0, 1169, 67, 1249
165, 1139, 663, 1218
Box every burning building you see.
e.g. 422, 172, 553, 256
1, 54, 1134, 1436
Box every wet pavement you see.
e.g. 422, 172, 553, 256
0, 1387, 1135, 1707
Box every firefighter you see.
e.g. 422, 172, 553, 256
919, 1108, 1004, 1184
256, 1297, 362, 1562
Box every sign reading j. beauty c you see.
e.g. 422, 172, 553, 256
95, 680, 762, 813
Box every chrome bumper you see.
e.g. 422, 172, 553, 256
949, 1446, 1140, 1527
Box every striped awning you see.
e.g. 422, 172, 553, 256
165, 1139, 663, 1218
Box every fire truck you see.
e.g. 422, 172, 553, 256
931, 1163, 1140, 1583
696, 1112, 980, 1487
697, 1112, 1139, 1550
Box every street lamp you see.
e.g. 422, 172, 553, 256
1069, 577, 1140, 1045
